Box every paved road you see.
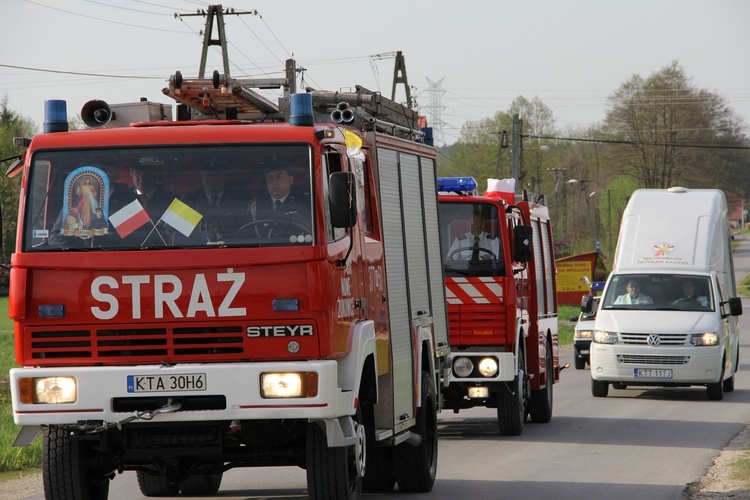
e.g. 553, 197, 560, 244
22, 235, 750, 500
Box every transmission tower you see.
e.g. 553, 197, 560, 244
423, 77, 447, 146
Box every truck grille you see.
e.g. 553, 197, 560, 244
27, 325, 246, 364
620, 332, 689, 345
617, 354, 691, 365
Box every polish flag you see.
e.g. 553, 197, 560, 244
108, 199, 151, 238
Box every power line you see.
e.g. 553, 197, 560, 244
0, 63, 157, 80
523, 134, 750, 150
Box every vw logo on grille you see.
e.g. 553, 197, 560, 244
647, 334, 661, 346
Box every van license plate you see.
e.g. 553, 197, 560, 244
634, 369, 672, 379
127, 373, 206, 393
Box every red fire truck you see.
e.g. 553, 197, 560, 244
437, 177, 562, 435
6, 61, 450, 499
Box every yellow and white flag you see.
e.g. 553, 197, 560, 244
160, 198, 203, 237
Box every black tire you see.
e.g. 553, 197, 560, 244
306, 411, 363, 499
43, 427, 111, 500
611, 382, 628, 390
136, 470, 179, 497
529, 339, 554, 423
497, 347, 526, 436
591, 378, 609, 397
707, 361, 725, 401
574, 355, 586, 370
180, 471, 223, 495
725, 346, 739, 393
362, 404, 396, 492
394, 371, 438, 493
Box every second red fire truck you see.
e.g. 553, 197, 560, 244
437, 177, 563, 435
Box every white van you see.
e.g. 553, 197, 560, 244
588, 187, 742, 400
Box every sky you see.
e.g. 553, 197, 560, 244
1, 0, 749, 146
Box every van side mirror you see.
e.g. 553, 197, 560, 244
329, 171, 357, 228
512, 225, 533, 262
722, 297, 743, 318
581, 294, 593, 314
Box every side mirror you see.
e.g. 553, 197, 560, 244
512, 225, 533, 263
329, 171, 357, 228
580, 294, 593, 313
722, 296, 743, 318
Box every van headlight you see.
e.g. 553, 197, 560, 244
593, 330, 618, 344
690, 332, 719, 346
575, 329, 593, 339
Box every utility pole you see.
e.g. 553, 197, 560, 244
391, 51, 413, 108
510, 114, 522, 194
548, 168, 567, 233
494, 130, 508, 179
177, 6, 259, 80
603, 188, 614, 256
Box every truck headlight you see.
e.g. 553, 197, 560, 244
593, 330, 618, 344
575, 329, 593, 339
477, 357, 498, 377
23, 377, 77, 404
453, 357, 474, 377
260, 372, 318, 398
690, 332, 719, 346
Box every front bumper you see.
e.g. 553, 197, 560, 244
11, 361, 353, 427
590, 344, 723, 384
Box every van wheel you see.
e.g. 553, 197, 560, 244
574, 356, 586, 370
529, 338, 553, 423
591, 378, 609, 397
394, 371, 438, 492
707, 362, 725, 400
611, 382, 628, 390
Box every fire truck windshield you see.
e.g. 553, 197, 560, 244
23, 145, 314, 251
439, 202, 504, 276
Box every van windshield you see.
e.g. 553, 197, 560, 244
23, 145, 313, 252
601, 274, 714, 312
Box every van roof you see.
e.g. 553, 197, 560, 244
614, 188, 729, 273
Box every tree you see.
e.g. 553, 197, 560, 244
602, 61, 748, 191
0, 95, 37, 263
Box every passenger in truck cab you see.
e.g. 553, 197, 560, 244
129, 163, 172, 220
614, 279, 653, 305
178, 159, 246, 243
247, 158, 310, 235
447, 211, 499, 261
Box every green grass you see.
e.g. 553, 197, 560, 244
558, 305, 577, 346
0, 298, 43, 472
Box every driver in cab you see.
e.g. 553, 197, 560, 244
247, 158, 310, 236
448, 211, 499, 261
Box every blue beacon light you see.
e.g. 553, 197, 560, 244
437, 177, 477, 193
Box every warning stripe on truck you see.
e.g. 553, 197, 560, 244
445, 277, 505, 305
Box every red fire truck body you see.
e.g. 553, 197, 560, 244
437, 178, 560, 435
8, 70, 450, 499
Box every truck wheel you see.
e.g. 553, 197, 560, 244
43, 426, 111, 500
362, 404, 396, 492
180, 471, 223, 495
394, 371, 438, 492
529, 339, 554, 423
136, 470, 179, 496
306, 410, 363, 499
497, 347, 526, 436
591, 378, 609, 397
574, 355, 586, 370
